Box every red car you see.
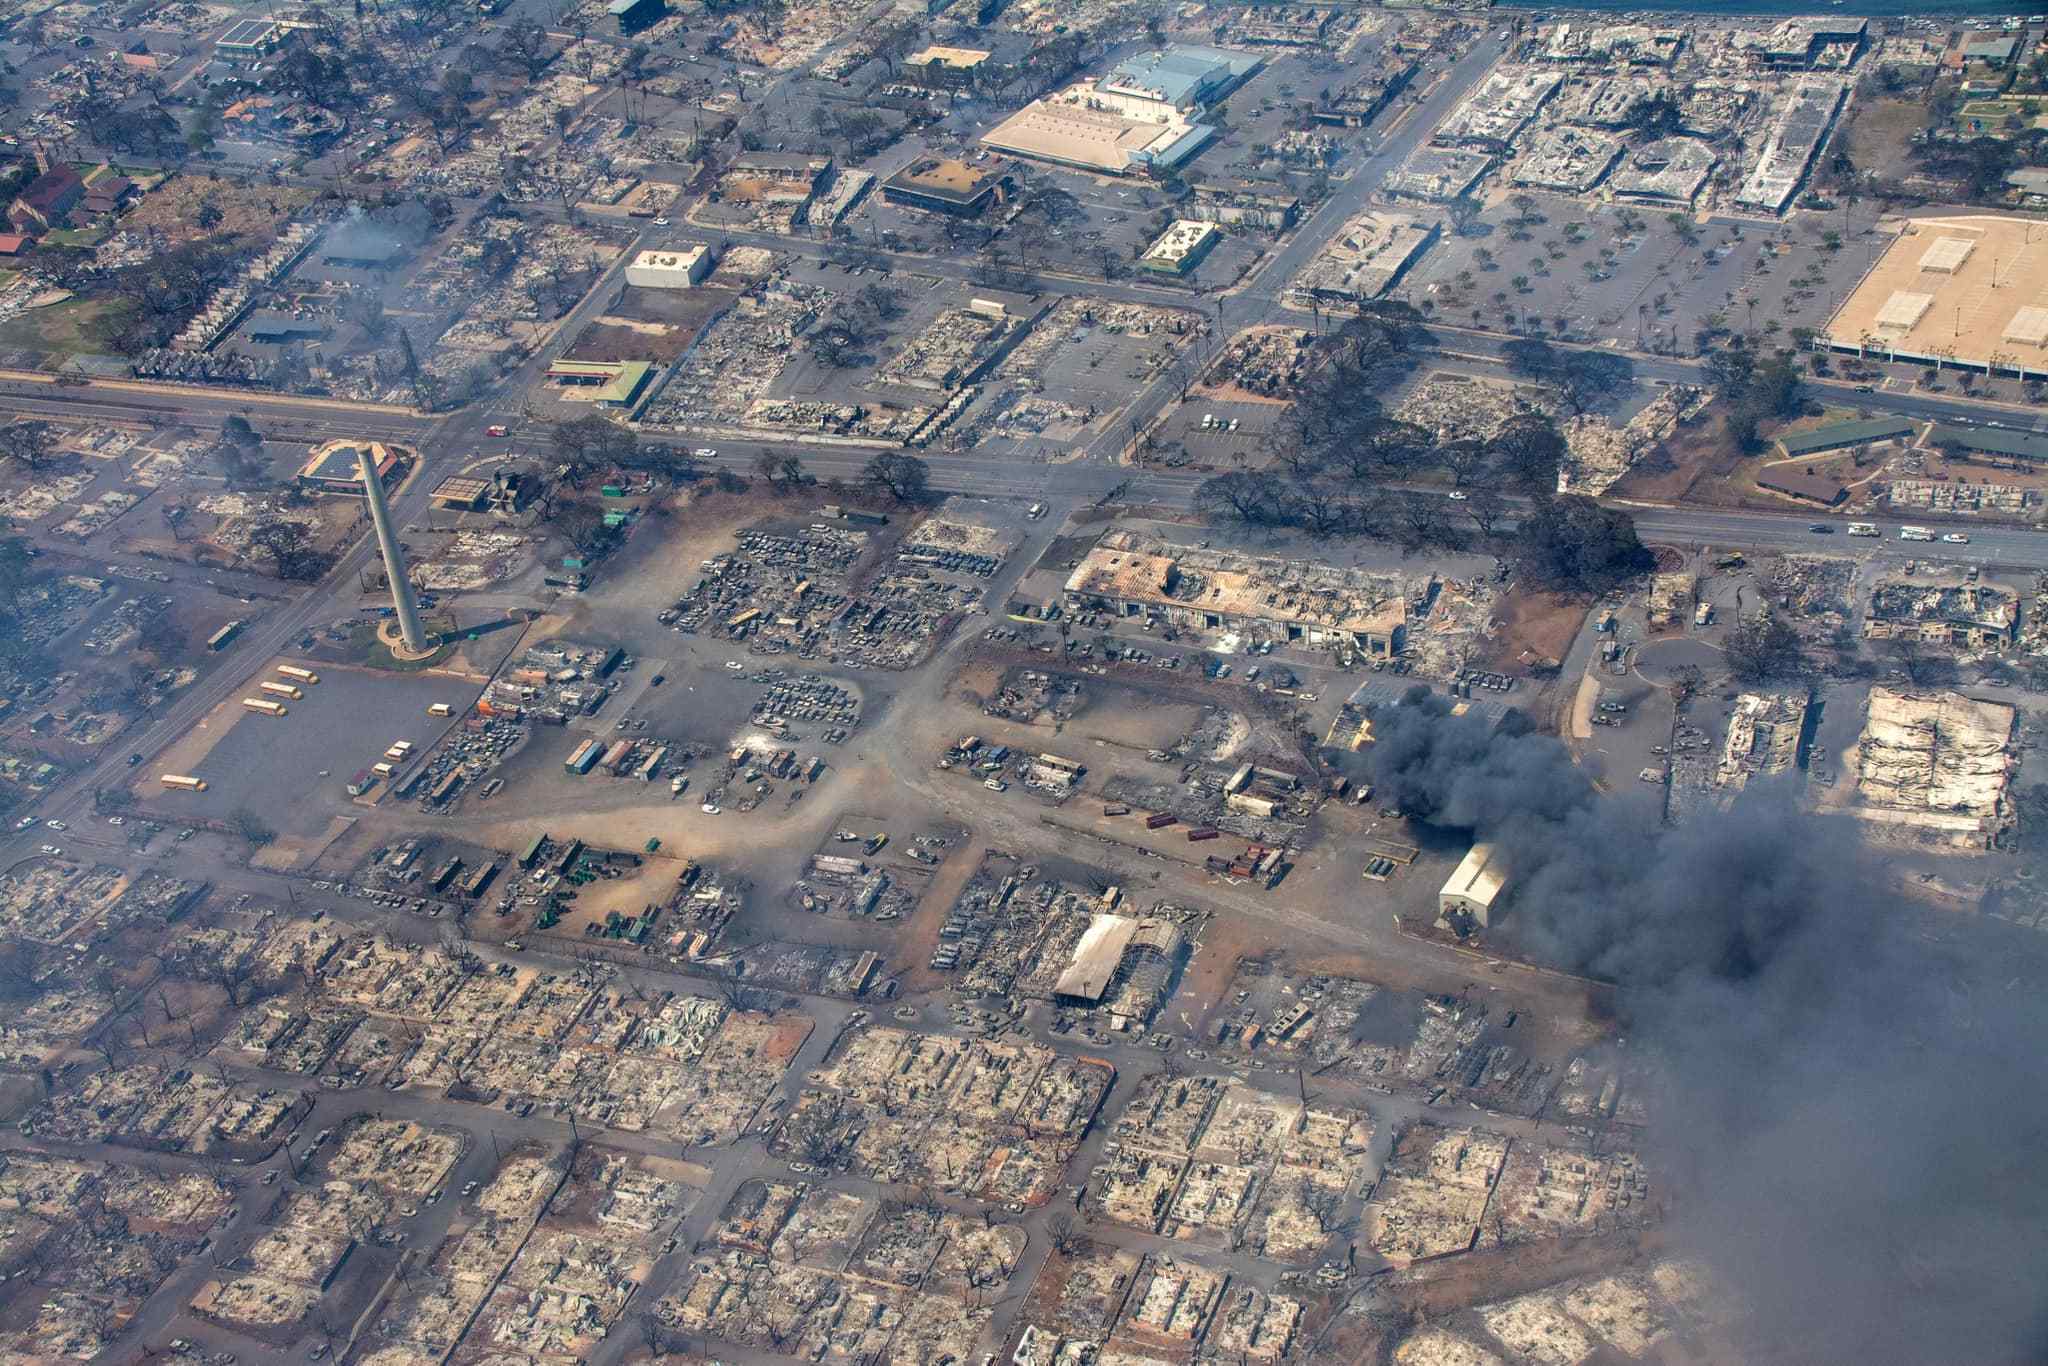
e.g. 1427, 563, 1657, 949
486, 424, 509, 437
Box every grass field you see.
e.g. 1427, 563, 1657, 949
0, 295, 125, 357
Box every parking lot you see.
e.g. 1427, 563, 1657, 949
151, 661, 465, 839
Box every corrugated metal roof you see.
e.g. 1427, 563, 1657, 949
1929, 422, 2048, 459
1053, 914, 1140, 1000
1776, 417, 1915, 455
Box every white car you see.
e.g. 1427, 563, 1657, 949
1446, 491, 1468, 500
693, 447, 718, 459
653, 217, 671, 226
38, 845, 59, 855
44, 820, 65, 831
1942, 532, 1970, 544
700, 803, 723, 815
724, 660, 745, 671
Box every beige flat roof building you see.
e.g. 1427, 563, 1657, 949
1823, 214, 2048, 378
981, 95, 1213, 175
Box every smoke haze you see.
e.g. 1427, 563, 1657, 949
1362, 687, 2048, 1364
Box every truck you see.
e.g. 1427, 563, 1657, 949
427, 702, 454, 717
276, 665, 320, 684
159, 774, 208, 792
242, 697, 287, 717
207, 620, 245, 652
1847, 523, 1879, 537
1900, 526, 1934, 542
260, 681, 303, 699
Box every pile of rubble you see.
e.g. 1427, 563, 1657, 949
1199, 327, 1314, 399
661, 524, 982, 670
1557, 385, 1704, 495
1396, 373, 1552, 443
1888, 478, 2036, 515
644, 279, 829, 428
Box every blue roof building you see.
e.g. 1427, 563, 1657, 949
1098, 45, 1260, 111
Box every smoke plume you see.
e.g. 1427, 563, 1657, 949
1362, 687, 2048, 1364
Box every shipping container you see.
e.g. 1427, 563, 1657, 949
1145, 812, 1177, 830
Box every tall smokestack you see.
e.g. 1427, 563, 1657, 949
358, 444, 426, 653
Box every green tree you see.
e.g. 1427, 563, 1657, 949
1514, 496, 1653, 595
862, 451, 930, 503
0, 421, 53, 471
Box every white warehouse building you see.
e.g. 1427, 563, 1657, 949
1438, 841, 1508, 930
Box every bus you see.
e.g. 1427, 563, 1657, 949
207, 620, 245, 652
260, 681, 302, 700
242, 698, 287, 717
159, 774, 208, 791
276, 665, 320, 684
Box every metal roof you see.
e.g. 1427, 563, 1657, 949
1775, 417, 1915, 455
1053, 914, 1140, 1001
1440, 842, 1506, 909
1929, 422, 2048, 459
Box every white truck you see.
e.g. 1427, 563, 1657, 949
1846, 523, 1879, 537
1899, 526, 1934, 542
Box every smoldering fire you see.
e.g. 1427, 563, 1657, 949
1361, 688, 2048, 1364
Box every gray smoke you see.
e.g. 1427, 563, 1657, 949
1362, 687, 2048, 1365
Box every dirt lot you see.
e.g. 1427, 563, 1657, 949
1608, 410, 1743, 504
563, 287, 737, 365
1844, 95, 1934, 185
1483, 588, 1586, 675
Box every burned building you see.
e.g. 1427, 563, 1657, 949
1842, 688, 2017, 849
1864, 574, 2018, 650
1049, 913, 1187, 1023
1716, 692, 1809, 792
1062, 531, 1420, 658
1311, 61, 1419, 128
